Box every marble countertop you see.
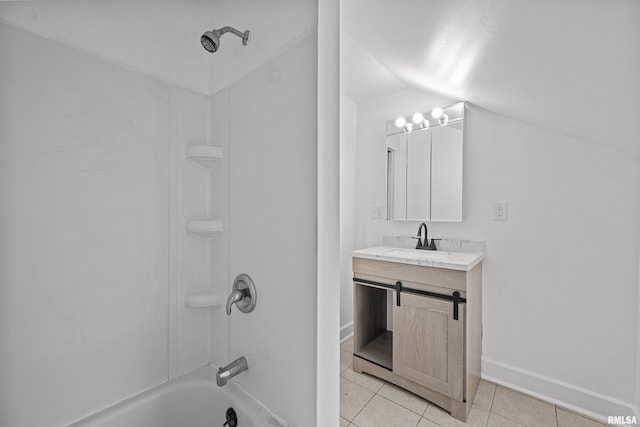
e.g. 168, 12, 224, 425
352, 246, 484, 271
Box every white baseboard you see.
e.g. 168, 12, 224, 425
482, 357, 637, 424
340, 322, 353, 342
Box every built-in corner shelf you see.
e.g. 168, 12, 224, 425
185, 220, 222, 238
185, 289, 221, 308
186, 145, 222, 169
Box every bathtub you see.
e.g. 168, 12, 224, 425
68, 365, 287, 427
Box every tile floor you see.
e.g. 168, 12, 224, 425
340, 337, 606, 427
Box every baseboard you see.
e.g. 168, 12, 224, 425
482, 357, 637, 424
340, 322, 353, 342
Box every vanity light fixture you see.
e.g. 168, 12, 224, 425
412, 112, 430, 130
386, 102, 464, 136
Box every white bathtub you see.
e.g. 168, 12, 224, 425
68, 365, 287, 427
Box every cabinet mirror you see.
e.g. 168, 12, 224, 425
386, 102, 464, 222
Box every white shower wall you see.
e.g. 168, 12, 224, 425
0, 22, 212, 426
209, 32, 319, 427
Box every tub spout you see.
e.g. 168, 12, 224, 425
216, 356, 248, 387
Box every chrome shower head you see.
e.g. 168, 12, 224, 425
201, 26, 250, 53
201, 30, 220, 53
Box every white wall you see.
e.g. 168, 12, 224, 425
210, 32, 319, 427
339, 95, 357, 340
350, 87, 640, 419
0, 22, 211, 426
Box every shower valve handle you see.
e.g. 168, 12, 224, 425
226, 274, 257, 315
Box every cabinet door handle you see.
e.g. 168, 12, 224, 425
453, 291, 461, 320
395, 281, 402, 306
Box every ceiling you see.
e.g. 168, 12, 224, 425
341, 0, 640, 158
0, 0, 317, 96
1, 1, 638, 157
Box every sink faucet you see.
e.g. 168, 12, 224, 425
414, 222, 437, 250
216, 356, 248, 386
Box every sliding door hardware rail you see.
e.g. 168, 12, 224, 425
353, 277, 466, 320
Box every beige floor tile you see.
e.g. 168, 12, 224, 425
486, 412, 526, 427
341, 336, 354, 353
352, 395, 421, 427
340, 416, 351, 427
341, 377, 374, 421
341, 368, 385, 393
556, 408, 607, 427
423, 404, 489, 427
491, 386, 556, 427
341, 349, 353, 374
377, 382, 429, 415
417, 417, 440, 427
473, 380, 496, 411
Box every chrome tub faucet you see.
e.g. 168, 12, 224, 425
216, 356, 248, 387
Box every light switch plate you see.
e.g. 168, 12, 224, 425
493, 202, 508, 221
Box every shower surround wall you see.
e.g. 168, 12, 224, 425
209, 33, 319, 427
0, 16, 321, 427
0, 22, 212, 426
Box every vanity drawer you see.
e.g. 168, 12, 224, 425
353, 257, 466, 291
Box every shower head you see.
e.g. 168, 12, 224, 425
201, 26, 250, 53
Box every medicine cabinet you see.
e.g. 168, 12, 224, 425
386, 102, 464, 222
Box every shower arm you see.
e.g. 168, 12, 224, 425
216, 26, 250, 45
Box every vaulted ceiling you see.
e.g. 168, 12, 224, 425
2, 1, 638, 157
341, 0, 640, 158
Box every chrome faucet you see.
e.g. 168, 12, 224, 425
414, 222, 437, 250
216, 356, 248, 387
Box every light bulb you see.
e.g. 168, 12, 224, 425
431, 107, 443, 119
412, 112, 425, 124
439, 114, 449, 125
395, 117, 407, 128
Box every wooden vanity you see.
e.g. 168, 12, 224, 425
352, 247, 483, 422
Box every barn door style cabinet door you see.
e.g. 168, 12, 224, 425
351, 251, 482, 422
393, 292, 464, 401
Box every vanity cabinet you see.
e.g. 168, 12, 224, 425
352, 256, 482, 422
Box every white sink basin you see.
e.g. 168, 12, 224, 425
381, 248, 451, 260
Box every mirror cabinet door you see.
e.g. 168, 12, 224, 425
431, 121, 463, 222
386, 132, 407, 220
406, 129, 431, 221
386, 103, 464, 223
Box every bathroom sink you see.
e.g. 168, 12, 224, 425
381, 248, 451, 260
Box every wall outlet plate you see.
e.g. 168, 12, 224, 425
370, 205, 384, 219
493, 202, 508, 221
